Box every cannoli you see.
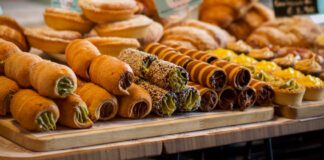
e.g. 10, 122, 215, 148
174, 46, 218, 63
217, 86, 237, 110
118, 84, 152, 118
10, 89, 60, 131
235, 86, 257, 111
65, 39, 100, 81
0, 76, 19, 115
89, 55, 134, 96
175, 85, 201, 112
29, 60, 77, 98
248, 79, 274, 106
77, 82, 118, 121
188, 82, 218, 112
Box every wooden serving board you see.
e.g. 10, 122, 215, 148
275, 100, 324, 119
0, 107, 273, 152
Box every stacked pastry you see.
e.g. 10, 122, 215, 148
160, 19, 235, 50
144, 43, 259, 111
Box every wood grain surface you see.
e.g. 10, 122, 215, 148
275, 100, 324, 119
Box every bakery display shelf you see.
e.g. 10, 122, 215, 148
275, 100, 324, 119
0, 107, 273, 152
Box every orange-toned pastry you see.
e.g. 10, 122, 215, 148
272, 54, 297, 68
217, 86, 237, 110
77, 82, 118, 121
226, 40, 252, 54
0, 39, 21, 74
209, 48, 238, 61
163, 26, 218, 50
25, 27, 81, 54
255, 60, 281, 73
0, 16, 24, 34
79, 0, 137, 23
248, 48, 275, 60
138, 21, 163, 48
89, 55, 134, 95
297, 75, 324, 101
0, 76, 19, 115
10, 89, 60, 131
272, 79, 305, 106
95, 15, 153, 38
4, 52, 42, 87
236, 86, 257, 111
44, 7, 94, 34
29, 60, 77, 98
174, 47, 219, 63
118, 84, 152, 119
231, 54, 258, 67
161, 39, 198, 50
273, 68, 304, 80
295, 57, 322, 75
65, 39, 100, 81
200, 5, 236, 28
227, 19, 252, 40
0, 25, 29, 52
86, 37, 140, 57
188, 81, 218, 112
54, 95, 93, 129
249, 79, 274, 106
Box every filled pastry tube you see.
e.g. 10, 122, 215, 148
146, 59, 189, 92
10, 89, 60, 131
0, 39, 21, 74
89, 55, 134, 96
175, 85, 201, 112
118, 84, 152, 118
65, 39, 101, 81
174, 46, 218, 63
29, 60, 77, 98
135, 77, 177, 116
77, 82, 118, 121
144, 43, 192, 68
4, 52, 42, 87
55, 95, 93, 129
235, 86, 257, 111
188, 81, 218, 112
217, 86, 237, 110
0, 76, 19, 115
211, 60, 251, 90
118, 48, 157, 78
248, 79, 274, 106
186, 60, 227, 91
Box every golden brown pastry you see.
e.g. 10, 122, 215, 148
0, 16, 25, 34
79, 0, 137, 23
296, 75, 324, 101
86, 37, 140, 57
0, 25, 29, 52
10, 89, 60, 131
29, 60, 77, 98
55, 95, 93, 129
248, 79, 274, 106
227, 19, 252, 41
226, 40, 252, 54
138, 21, 163, 48
25, 27, 82, 54
161, 39, 198, 50
243, 3, 275, 29
272, 79, 305, 106
118, 84, 152, 118
217, 86, 237, 110
188, 82, 218, 112
77, 82, 118, 121
248, 48, 275, 60
295, 57, 322, 75
65, 39, 100, 81
89, 55, 134, 95
4, 52, 42, 87
44, 7, 94, 34
0, 76, 19, 115
272, 54, 297, 68
0, 39, 21, 74
200, 5, 236, 28
95, 15, 153, 38
235, 86, 257, 111
174, 46, 218, 63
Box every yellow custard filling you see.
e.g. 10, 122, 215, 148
209, 48, 237, 61
232, 54, 258, 66
297, 75, 324, 87
273, 68, 305, 80
255, 60, 281, 73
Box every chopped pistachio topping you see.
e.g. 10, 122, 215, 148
57, 77, 74, 97
168, 69, 187, 91
36, 111, 56, 131
278, 79, 299, 90
161, 94, 176, 116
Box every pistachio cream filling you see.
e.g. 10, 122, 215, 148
36, 111, 56, 131
168, 69, 187, 91
183, 90, 200, 112
141, 56, 156, 74
75, 106, 91, 124
161, 94, 176, 116
57, 77, 74, 97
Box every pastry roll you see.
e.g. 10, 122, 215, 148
186, 60, 227, 91
211, 60, 251, 90
0, 24, 29, 52
118, 48, 157, 78
146, 59, 189, 92
0, 39, 21, 74
217, 86, 237, 110
10, 89, 60, 131
144, 43, 192, 68
0, 76, 19, 115
55, 95, 93, 129
175, 85, 201, 112
174, 46, 218, 63
249, 79, 274, 106
4, 52, 42, 87
77, 82, 118, 121
188, 82, 218, 112
135, 77, 177, 116
89, 55, 134, 96
118, 84, 152, 118
65, 39, 100, 81
0, 16, 25, 34
29, 60, 77, 98
162, 39, 198, 50
235, 86, 257, 111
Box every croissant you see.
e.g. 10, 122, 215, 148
54, 95, 93, 129
89, 55, 134, 96
29, 60, 77, 98
0, 76, 19, 115
65, 39, 100, 81
4, 52, 42, 87
77, 82, 118, 121
0, 39, 21, 74
10, 89, 60, 131
118, 84, 152, 118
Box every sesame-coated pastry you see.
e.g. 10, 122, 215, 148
188, 81, 218, 112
